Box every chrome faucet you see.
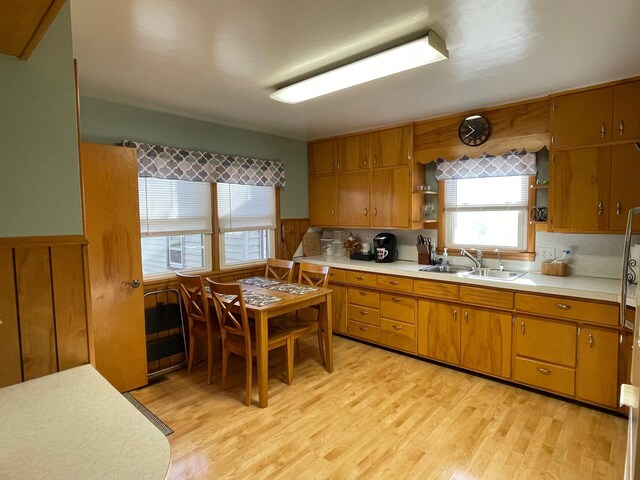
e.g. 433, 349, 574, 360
460, 248, 483, 268
494, 249, 504, 271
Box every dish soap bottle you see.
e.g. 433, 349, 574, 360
442, 248, 448, 266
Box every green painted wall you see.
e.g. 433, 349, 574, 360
0, 3, 82, 237
79, 98, 309, 219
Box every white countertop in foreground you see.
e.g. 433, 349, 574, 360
296, 255, 637, 307
0, 365, 170, 480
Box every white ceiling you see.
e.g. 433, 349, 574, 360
71, 0, 640, 141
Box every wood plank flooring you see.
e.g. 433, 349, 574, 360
132, 336, 626, 479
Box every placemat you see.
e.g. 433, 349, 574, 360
267, 283, 318, 295
219, 291, 283, 307
237, 276, 281, 288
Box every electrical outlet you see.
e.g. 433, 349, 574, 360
539, 247, 556, 261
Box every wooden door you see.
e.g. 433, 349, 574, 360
417, 299, 460, 364
371, 125, 411, 168
553, 87, 612, 148
337, 134, 370, 172
330, 283, 347, 334
308, 175, 337, 226
371, 167, 410, 228
551, 147, 610, 232
0, 249, 22, 387
613, 81, 640, 141
81, 143, 147, 392
576, 326, 619, 408
337, 171, 370, 226
309, 140, 336, 175
460, 307, 512, 378
609, 143, 640, 232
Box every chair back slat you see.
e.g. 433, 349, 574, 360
298, 263, 330, 288
206, 280, 251, 344
176, 272, 210, 329
264, 258, 294, 282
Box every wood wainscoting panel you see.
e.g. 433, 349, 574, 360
280, 218, 310, 260
51, 245, 90, 370
14, 247, 57, 380
0, 249, 22, 387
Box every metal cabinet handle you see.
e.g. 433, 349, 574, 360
336, 162, 340, 171
617, 201, 622, 216
331, 162, 335, 172
359, 326, 368, 332
537, 367, 551, 376
373, 156, 377, 165
601, 123, 606, 138
392, 325, 402, 331
356, 275, 365, 281
363, 157, 368, 166
331, 208, 335, 216
597, 201, 603, 215
453, 310, 457, 322
589, 333, 594, 347
555, 303, 572, 310
620, 121, 625, 136
389, 281, 399, 286
358, 290, 367, 296
521, 321, 525, 335
359, 310, 368, 315
0, 319, 3, 326
363, 208, 368, 216
464, 311, 469, 324
391, 297, 401, 303
122, 279, 141, 288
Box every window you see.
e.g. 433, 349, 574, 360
444, 175, 529, 251
138, 178, 212, 277
217, 183, 276, 268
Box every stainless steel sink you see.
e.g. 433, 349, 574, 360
419, 265, 474, 274
463, 268, 527, 281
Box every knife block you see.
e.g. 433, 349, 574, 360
418, 253, 431, 265
541, 261, 569, 277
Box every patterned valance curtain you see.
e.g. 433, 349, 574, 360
435, 149, 537, 181
121, 140, 286, 188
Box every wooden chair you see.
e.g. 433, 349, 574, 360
264, 258, 294, 283
271, 263, 330, 378
176, 272, 216, 385
206, 280, 295, 406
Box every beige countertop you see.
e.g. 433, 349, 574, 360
295, 255, 637, 307
0, 364, 171, 480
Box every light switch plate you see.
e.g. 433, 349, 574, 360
539, 247, 556, 262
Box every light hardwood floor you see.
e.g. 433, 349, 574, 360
132, 336, 626, 479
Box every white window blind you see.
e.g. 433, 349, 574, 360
444, 176, 529, 211
217, 184, 276, 232
138, 178, 212, 237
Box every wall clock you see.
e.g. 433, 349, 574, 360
458, 115, 491, 146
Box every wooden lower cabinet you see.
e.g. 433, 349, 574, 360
330, 283, 347, 334
417, 299, 460, 365
460, 307, 512, 378
515, 316, 577, 367
576, 326, 619, 408
380, 318, 416, 354
348, 320, 379, 343
514, 357, 575, 397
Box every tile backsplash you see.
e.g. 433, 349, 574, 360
325, 228, 638, 279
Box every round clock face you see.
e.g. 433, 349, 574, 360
458, 115, 491, 146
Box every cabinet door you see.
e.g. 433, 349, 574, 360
337, 134, 370, 172
371, 125, 411, 168
371, 167, 410, 228
461, 307, 512, 378
515, 316, 577, 367
337, 171, 370, 226
551, 147, 610, 232
330, 283, 347, 334
309, 140, 336, 175
576, 326, 619, 408
553, 87, 612, 148
613, 81, 640, 141
609, 143, 640, 232
308, 175, 337, 226
417, 299, 460, 365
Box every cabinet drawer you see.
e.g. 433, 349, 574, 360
379, 293, 415, 324
345, 270, 377, 288
460, 286, 513, 310
516, 316, 577, 367
380, 319, 416, 354
515, 293, 618, 326
348, 320, 380, 343
413, 279, 459, 301
347, 288, 379, 308
348, 304, 379, 326
327, 268, 345, 284
514, 357, 575, 397
376, 274, 413, 293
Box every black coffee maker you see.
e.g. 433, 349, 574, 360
373, 232, 397, 263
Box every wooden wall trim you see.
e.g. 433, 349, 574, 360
0, 235, 88, 249
18, 0, 66, 60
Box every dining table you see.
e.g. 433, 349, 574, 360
211, 277, 334, 407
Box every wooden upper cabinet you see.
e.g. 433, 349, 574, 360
551, 147, 611, 232
309, 140, 336, 176
308, 175, 337, 226
371, 126, 412, 168
371, 167, 410, 228
613, 81, 640, 141
337, 171, 370, 226
553, 87, 613, 148
460, 306, 512, 378
609, 143, 640, 231
337, 134, 370, 172
576, 326, 619, 408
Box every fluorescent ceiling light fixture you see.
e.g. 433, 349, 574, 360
270, 31, 448, 104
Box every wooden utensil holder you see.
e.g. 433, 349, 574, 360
541, 261, 569, 277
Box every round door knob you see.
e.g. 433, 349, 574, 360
122, 279, 141, 288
